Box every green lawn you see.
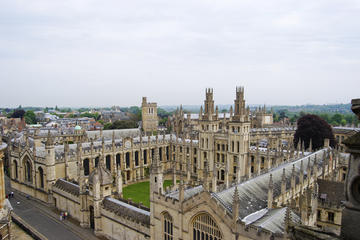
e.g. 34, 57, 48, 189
123, 180, 174, 208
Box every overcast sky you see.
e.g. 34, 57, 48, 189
0, 0, 359, 108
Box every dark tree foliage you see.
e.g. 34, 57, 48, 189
24, 111, 37, 124
294, 114, 336, 150
104, 120, 137, 130
11, 109, 25, 118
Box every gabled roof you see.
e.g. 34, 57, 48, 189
251, 207, 300, 233
53, 179, 80, 196
213, 149, 328, 219
102, 197, 150, 225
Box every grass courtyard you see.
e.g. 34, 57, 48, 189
122, 180, 174, 208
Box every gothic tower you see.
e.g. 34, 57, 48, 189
228, 87, 250, 183
141, 97, 158, 134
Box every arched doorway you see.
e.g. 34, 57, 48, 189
192, 213, 222, 240
89, 206, 95, 229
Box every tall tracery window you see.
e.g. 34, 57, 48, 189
192, 213, 222, 240
25, 160, 32, 183
163, 212, 173, 240
83, 158, 90, 176
38, 167, 44, 188
13, 160, 18, 179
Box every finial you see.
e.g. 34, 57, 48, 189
233, 185, 240, 204
269, 174, 273, 188
282, 168, 286, 182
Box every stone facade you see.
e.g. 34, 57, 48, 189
4, 87, 353, 240
251, 105, 274, 128
142, 97, 158, 134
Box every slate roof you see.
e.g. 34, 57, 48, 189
88, 165, 113, 186
251, 207, 300, 233
53, 179, 80, 196
102, 197, 150, 225
86, 129, 140, 141
165, 185, 204, 200
213, 149, 328, 219
317, 179, 345, 206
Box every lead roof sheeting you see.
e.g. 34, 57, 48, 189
251, 207, 300, 233
53, 179, 80, 196
86, 129, 140, 140
213, 149, 327, 219
165, 185, 204, 200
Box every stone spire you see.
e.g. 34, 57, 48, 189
116, 168, 123, 198
284, 206, 291, 233
46, 130, 53, 146
291, 164, 296, 190
299, 160, 304, 185
212, 165, 217, 192
233, 86, 246, 121
150, 146, 163, 195
268, 174, 273, 209
204, 88, 214, 120
232, 186, 240, 224
179, 179, 185, 202
203, 161, 210, 190
281, 168, 286, 198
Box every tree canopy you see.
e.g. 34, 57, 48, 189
10, 109, 25, 118
294, 114, 336, 150
24, 111, 37, 124
103, 120, 138, 130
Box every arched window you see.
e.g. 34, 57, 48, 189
135, 151, 139, 166
126, 152, 130, 168
143, 150, 147, 165
106, 155, 111, 171
83, 158, 90, 176
38, 167, 44, 188
25, 160, 32, 183
192, 213, 222, 240
13, 160, 18, 179
116, 154, 121, 168
163, 212, 173, 240
95, 157, 99, 167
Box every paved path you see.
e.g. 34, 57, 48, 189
5, 177, 99, 240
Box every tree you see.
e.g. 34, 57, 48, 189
24, 111, 37, 124
290, 114, 298, 124
278, 109, 288, 120
103, 120, 138, 130
331, 114, 343, 126
11, 109, 25, 118
294, 114, 336, 150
